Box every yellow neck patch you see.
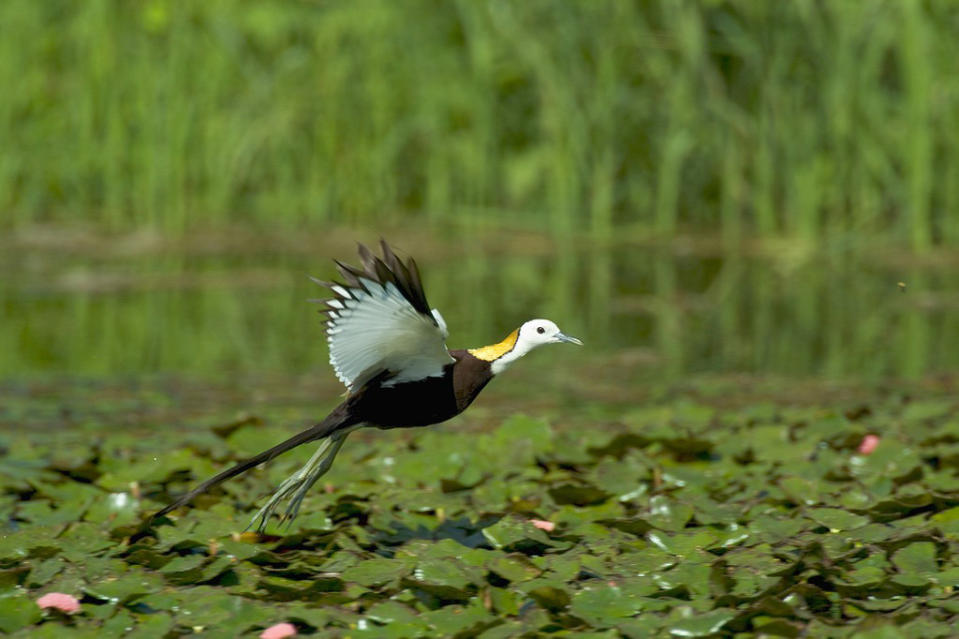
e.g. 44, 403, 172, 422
469, 329, 519, 362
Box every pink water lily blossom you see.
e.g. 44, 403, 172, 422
260, 622, 297, 639
857, 434, 880, 455
36, 593, 81, 614
530, 519, 556, 532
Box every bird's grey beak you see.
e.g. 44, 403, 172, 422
555, 332, 583, 346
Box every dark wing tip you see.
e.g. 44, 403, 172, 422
340, 240, 435, 320
357, 243, 376, 271
311, 241, 436, 323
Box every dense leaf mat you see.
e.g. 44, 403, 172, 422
3, 396, 959, 637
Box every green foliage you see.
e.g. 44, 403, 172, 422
4, 392, 959, 636
2, 1, 958, 247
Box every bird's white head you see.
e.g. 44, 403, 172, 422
517, 319, 583, 349
469, 318, 582, 375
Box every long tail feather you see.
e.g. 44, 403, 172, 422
153, 404, 355, 520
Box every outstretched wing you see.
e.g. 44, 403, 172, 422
315, 240, 454, 392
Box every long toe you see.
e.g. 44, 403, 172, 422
253, 497, 285, 532
248, 480, 299, 533
249, 499, 277, 533
284, 484, 312, 524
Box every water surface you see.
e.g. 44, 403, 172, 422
6, 238, 956, 384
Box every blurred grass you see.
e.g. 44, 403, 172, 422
3, 1, 958, 249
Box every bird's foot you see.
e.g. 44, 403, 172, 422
246, 431, 349, 534
248, 470, 308, 533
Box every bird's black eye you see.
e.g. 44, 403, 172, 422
536, 326, 545, 334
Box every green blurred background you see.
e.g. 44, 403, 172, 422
4, 0, 959, 387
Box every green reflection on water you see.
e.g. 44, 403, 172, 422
4, 247, 956, 381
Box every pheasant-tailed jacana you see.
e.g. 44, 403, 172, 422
155, 241, 582, 530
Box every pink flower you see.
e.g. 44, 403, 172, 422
857, 434, 880, 455
36, 593, 81, 614
530, 519, 555, 532
260, 622, 297, 639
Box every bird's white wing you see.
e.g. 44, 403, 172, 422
325, 280, 453, 390
317, 242, 454, 392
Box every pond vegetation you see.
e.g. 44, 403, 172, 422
3, 377, 959, 636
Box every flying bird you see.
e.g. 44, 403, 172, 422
156, 241, 582, 530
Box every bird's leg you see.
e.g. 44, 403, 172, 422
280, 431, 349, 526
248, 429, 351, 533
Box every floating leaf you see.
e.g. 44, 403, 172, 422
0, 595, 42, 633
342, 557, 412, 587
647, 495, 694, 531
84, 571, 165, 604
488, 554, 541, 583
481, 517, 553, 551
891, 542, 937, 578
669, 608, 737, 637
405, 557, 480, 600
548, 483, 611, 506
805, 508, 870, 531
570, 583, 644, 626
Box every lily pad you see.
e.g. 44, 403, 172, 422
0, 594, 43, 633
481, 517, 553, 551
570, 583, 645, 626
805, 508, 870, 531
668, 608, 737, 637
891, 542, 938, 581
